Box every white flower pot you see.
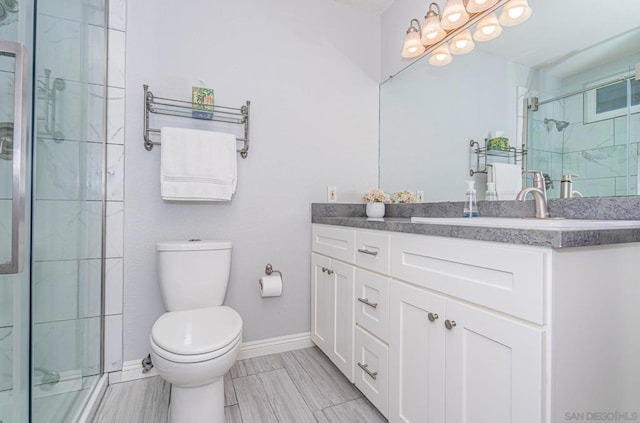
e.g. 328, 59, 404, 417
366, 202, 385, 218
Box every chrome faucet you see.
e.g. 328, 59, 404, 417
516, 171, 550, 218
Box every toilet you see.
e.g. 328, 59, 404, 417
149, 240, 243, 423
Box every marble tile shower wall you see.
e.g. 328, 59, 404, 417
529, 94, 639, 198
26, 0, 126, 391
104, 0, 126, 375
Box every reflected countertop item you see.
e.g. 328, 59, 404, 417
311, 199, 640, 249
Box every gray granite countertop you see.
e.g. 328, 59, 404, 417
312, 198, 640, 248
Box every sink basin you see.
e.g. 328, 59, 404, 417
410, 217, 640, 230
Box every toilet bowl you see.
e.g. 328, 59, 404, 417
150, 306, 242, 422
150, 240, 242, 423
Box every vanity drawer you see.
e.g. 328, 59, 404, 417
355, 230, 390, 274
390, 233, 548, 325
355, 325, 389, 418
312, 224, 355, 264
355, 269, 390, 343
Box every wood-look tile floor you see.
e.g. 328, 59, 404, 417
92, 347, 387, 423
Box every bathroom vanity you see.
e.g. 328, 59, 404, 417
310, 214, 640, 423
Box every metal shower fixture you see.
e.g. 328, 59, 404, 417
544, 118, 570, 132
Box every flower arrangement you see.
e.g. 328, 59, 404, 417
363, 188, 390, 204
392, 190, 416, 204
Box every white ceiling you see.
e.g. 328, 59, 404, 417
332, 0, 395, 15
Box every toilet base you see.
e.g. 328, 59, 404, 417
169, 376, 224, 423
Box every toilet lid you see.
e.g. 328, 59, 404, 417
151, 306, 243, 355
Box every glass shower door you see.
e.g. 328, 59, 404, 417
30, 0, 106, 421
0, 2, 34, 422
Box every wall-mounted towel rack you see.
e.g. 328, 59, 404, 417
143, 84, 251, 158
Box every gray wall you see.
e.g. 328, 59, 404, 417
123, 0, 381, 360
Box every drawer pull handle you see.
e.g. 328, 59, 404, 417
357, 248, 379, 256
428, 312, 439, 322
357, 297, 379, 309
444, 319, 457, 330
357, 362, 378, 380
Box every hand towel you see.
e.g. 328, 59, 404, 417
489, 163, 522, 200
160, 127, 237, 201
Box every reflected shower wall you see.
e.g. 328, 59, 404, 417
528, 69, 639, 198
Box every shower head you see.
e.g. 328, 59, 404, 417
544, 118, 570, 132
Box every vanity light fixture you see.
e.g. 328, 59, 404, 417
450, 29, 475, 55
421, 3, 446, 45
441, 0, 469, 30
401, 0, 531, 66
499, 0, 532, 26
401, 19, 426, 58
474, 12, 503, 41
429, 44, 453, 66
466, 0, 500, 13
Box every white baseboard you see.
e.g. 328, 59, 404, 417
113, 332, 313, 384
237, 332, 313, 360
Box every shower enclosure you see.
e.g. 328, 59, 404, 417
527, 66, 639, 198
1, 0, 107, 421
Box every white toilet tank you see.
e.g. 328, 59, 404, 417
156, 240, 232, 311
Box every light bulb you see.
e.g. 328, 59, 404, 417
455, 39, 468, 49
448, 12, 462, 22
509, 6, 524, 18
482, 25, 496, 35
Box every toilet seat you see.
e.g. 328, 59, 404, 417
151, 306, 242, 363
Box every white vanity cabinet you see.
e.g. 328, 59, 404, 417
311, 223, 640, 423
311, 225, 356, 381
311, 252, 355, 381
389, 232, 544, 422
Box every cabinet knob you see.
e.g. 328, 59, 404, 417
428, 312, 439, 322
321, 267, 327, 273
326, 269, 334, 275
444, 320, 457, 330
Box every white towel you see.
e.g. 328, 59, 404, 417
489, 163, 522, 200
160, 127, 237, 201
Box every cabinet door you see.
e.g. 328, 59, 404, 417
330, 260, 355, 381
389, 281, 446, 423
311, 253, 332, 354
444, 301, 543, 423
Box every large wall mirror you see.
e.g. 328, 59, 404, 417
380, 0, 640, 202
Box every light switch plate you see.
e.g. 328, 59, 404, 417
327, 186, 337, 203
416, 190, 424, 203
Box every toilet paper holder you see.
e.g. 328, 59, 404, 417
264, 263, 282, 278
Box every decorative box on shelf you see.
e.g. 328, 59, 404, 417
191, 86, 214, 119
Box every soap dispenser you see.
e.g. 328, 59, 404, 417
463, 180, 479, 217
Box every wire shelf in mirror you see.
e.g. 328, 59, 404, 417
469, 138, 526, 176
